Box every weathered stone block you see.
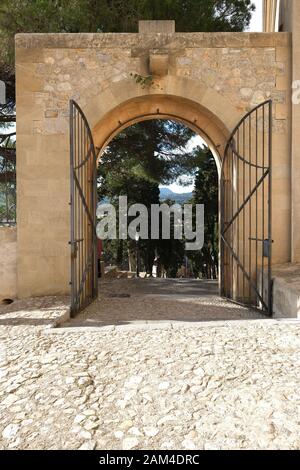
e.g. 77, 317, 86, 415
45, 110, 58, 118
138, 21, 175, 34
0, 227, 17, 301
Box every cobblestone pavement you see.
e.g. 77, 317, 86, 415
64, 278, 265, 328
1, 279, 300, 450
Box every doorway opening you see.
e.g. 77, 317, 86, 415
69, 96, 272, 319
97, 118, 219, 285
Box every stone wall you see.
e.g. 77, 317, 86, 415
279, 1, 300, 263
0, 226, 17, 301
15, 31, 292, 297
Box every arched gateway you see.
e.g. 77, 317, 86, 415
70, 93, 272, 315
15, 21, 291, 316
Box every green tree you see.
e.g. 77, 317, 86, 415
189, 146, 219, 279
98, 119, 198, 275
98, 119, 198, 196
155, 199, 186, 278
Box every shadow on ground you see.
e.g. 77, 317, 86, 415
0, 296, 70, 327
62, 278, 265, 328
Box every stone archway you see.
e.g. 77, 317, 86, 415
87, 88, 237, 303
15, 27, 291, 300
70, 91, 227, 314
92, 92, 230, 175
93, 93, 227, 293
83, 75, 240, 160
70, 91, 273, 314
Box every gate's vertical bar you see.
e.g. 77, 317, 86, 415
242, 120, 246, 303
237, 129, 240, 299
220, 156, 224, 297
220, 147, 226, 298
231, 140, 234, 299
80, 117, 84, 308
93, 145, 98, 298
249, 114, 252, 303
77, 109, 81, 309
262, 105, 265, 311
79, 109, 84, 309
268, 100, 273, 315
83, 121, 86, 306
255, 108, 258, 307
70, 101, 76, 316
5, 148, 8, 221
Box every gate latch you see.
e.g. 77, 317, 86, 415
263, 239, 274, 258
70, 238, 84, 259
70, 241, 78, 259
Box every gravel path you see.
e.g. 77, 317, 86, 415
1, 279, 300, 450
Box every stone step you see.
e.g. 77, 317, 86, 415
271, 264, 300, 318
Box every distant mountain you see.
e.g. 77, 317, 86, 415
160, 187, 193, 204
98, 188, 193, 207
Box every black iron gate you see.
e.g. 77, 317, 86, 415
70, 100, 98, 316
221, 100, 272, 315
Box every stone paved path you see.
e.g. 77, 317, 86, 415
1, 279, 300, 450
63, 278, 265, 328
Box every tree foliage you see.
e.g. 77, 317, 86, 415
188, 146, 219, 279
98, 119, 198, 197
99, 120, 220, 278
98, 119, 201, 276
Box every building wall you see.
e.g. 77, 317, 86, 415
279, 0, 300, 262
279, 0, 293, 32
0, 226, 17, 301
15, 32, 292, 297
264, 0, 280, 32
